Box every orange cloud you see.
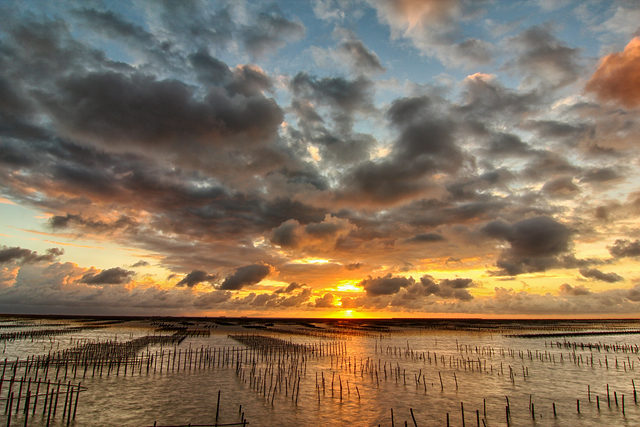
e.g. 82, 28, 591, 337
585, 37, 640, 108
384, 0, 459, 28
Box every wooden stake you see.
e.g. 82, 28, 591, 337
215, 389, 221, 425
410, 408, 418, 427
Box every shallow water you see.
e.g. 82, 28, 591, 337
1, 318, 639, 427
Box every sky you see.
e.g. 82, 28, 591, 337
1, 0, 640, 318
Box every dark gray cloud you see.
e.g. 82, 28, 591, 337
39, 71, 283, 150
72, 8, 154, 44
81, 267, 134, 285
521, 151, 582, 181
154, 1, 236, 50
387, 97, 462, 168
482, 216, 571, 256
405, 233, 446, 243
314, 292, 334, 308
542, 176, 580, 198
453, 38, 492, 65
274, 282, 303, 294
457, 74, 542, 120
131, 260, 150, 268
522, 119, 592, 144
194, 290, 232, 308
270, 220, 300, 248
609, 239, 640, 258
507, 25, 582, 89
291, 72, 375, 133
0, 247, 64, 264
176, 270, 217, 288
338, 39, 386, 75
482, 216, 573, 275
240, 6, 305, 58
579, 168, 623, 184
219, 263, 273, 290
305, 220, 344, 237
0, 136, 326, 253
346, 263, 362, 270
405, 275, 476, 301
189, 48, 233, 86
359, 274, 414, 296
486, 133, 534, 157
49, 213, 137, 233
228, 64, 274, 97
558, 283, 591, 296
579, 268, 623, 283
627, 286, 640, 302
338, 95, 464, 205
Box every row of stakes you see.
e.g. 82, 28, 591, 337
3, 327, 640, 426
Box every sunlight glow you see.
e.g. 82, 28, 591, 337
308, 145, 321, 162
291, 257, 331, 264
336, 280, 364, 292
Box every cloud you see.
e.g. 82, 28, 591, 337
485, 132, 534, 158
72, 7, 154, 45
49, 213, 137, 233
290, 72, 376, 133
359, 274, 415, 296
609, 239, 640, 258
579, 168, 623, 184
279, 288, 313, 307
483, 216, 571, 257
506, 25, 582, 89
269, 215, 355, 253
0, 247, 64, 264
311, 28, 386, 76
273, 282, 303, 294
340, 296, 365, 308
219, 263, 273, 290
405, 233, 446, 243
541, 176, 580, 198
189, 48, 233, 86
176, 270, 217, 288
194, 290, 233, 308
0, 262, 219, 315
579, 268, 623, 283
240, 6, 305, 58
367, 0, 492, 68
457, 73, 542, 124
558, 283, 591, 296
405, 275, 476, 301
2, 0, 640, 318
338, 94, 464, 205
338, 40, 386, 75
152, 1, 236, 50
585, 37, 640, 108
131, 260, 150, 268
81, 267, 134, 285
40, 71, 284, 151
270, 219, 301, 248
314, 292, 334, 307
482, 216, 573, 275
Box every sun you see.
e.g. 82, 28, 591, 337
343, 309, 354, 318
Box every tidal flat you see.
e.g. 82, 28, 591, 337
1, 316, 639, 426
